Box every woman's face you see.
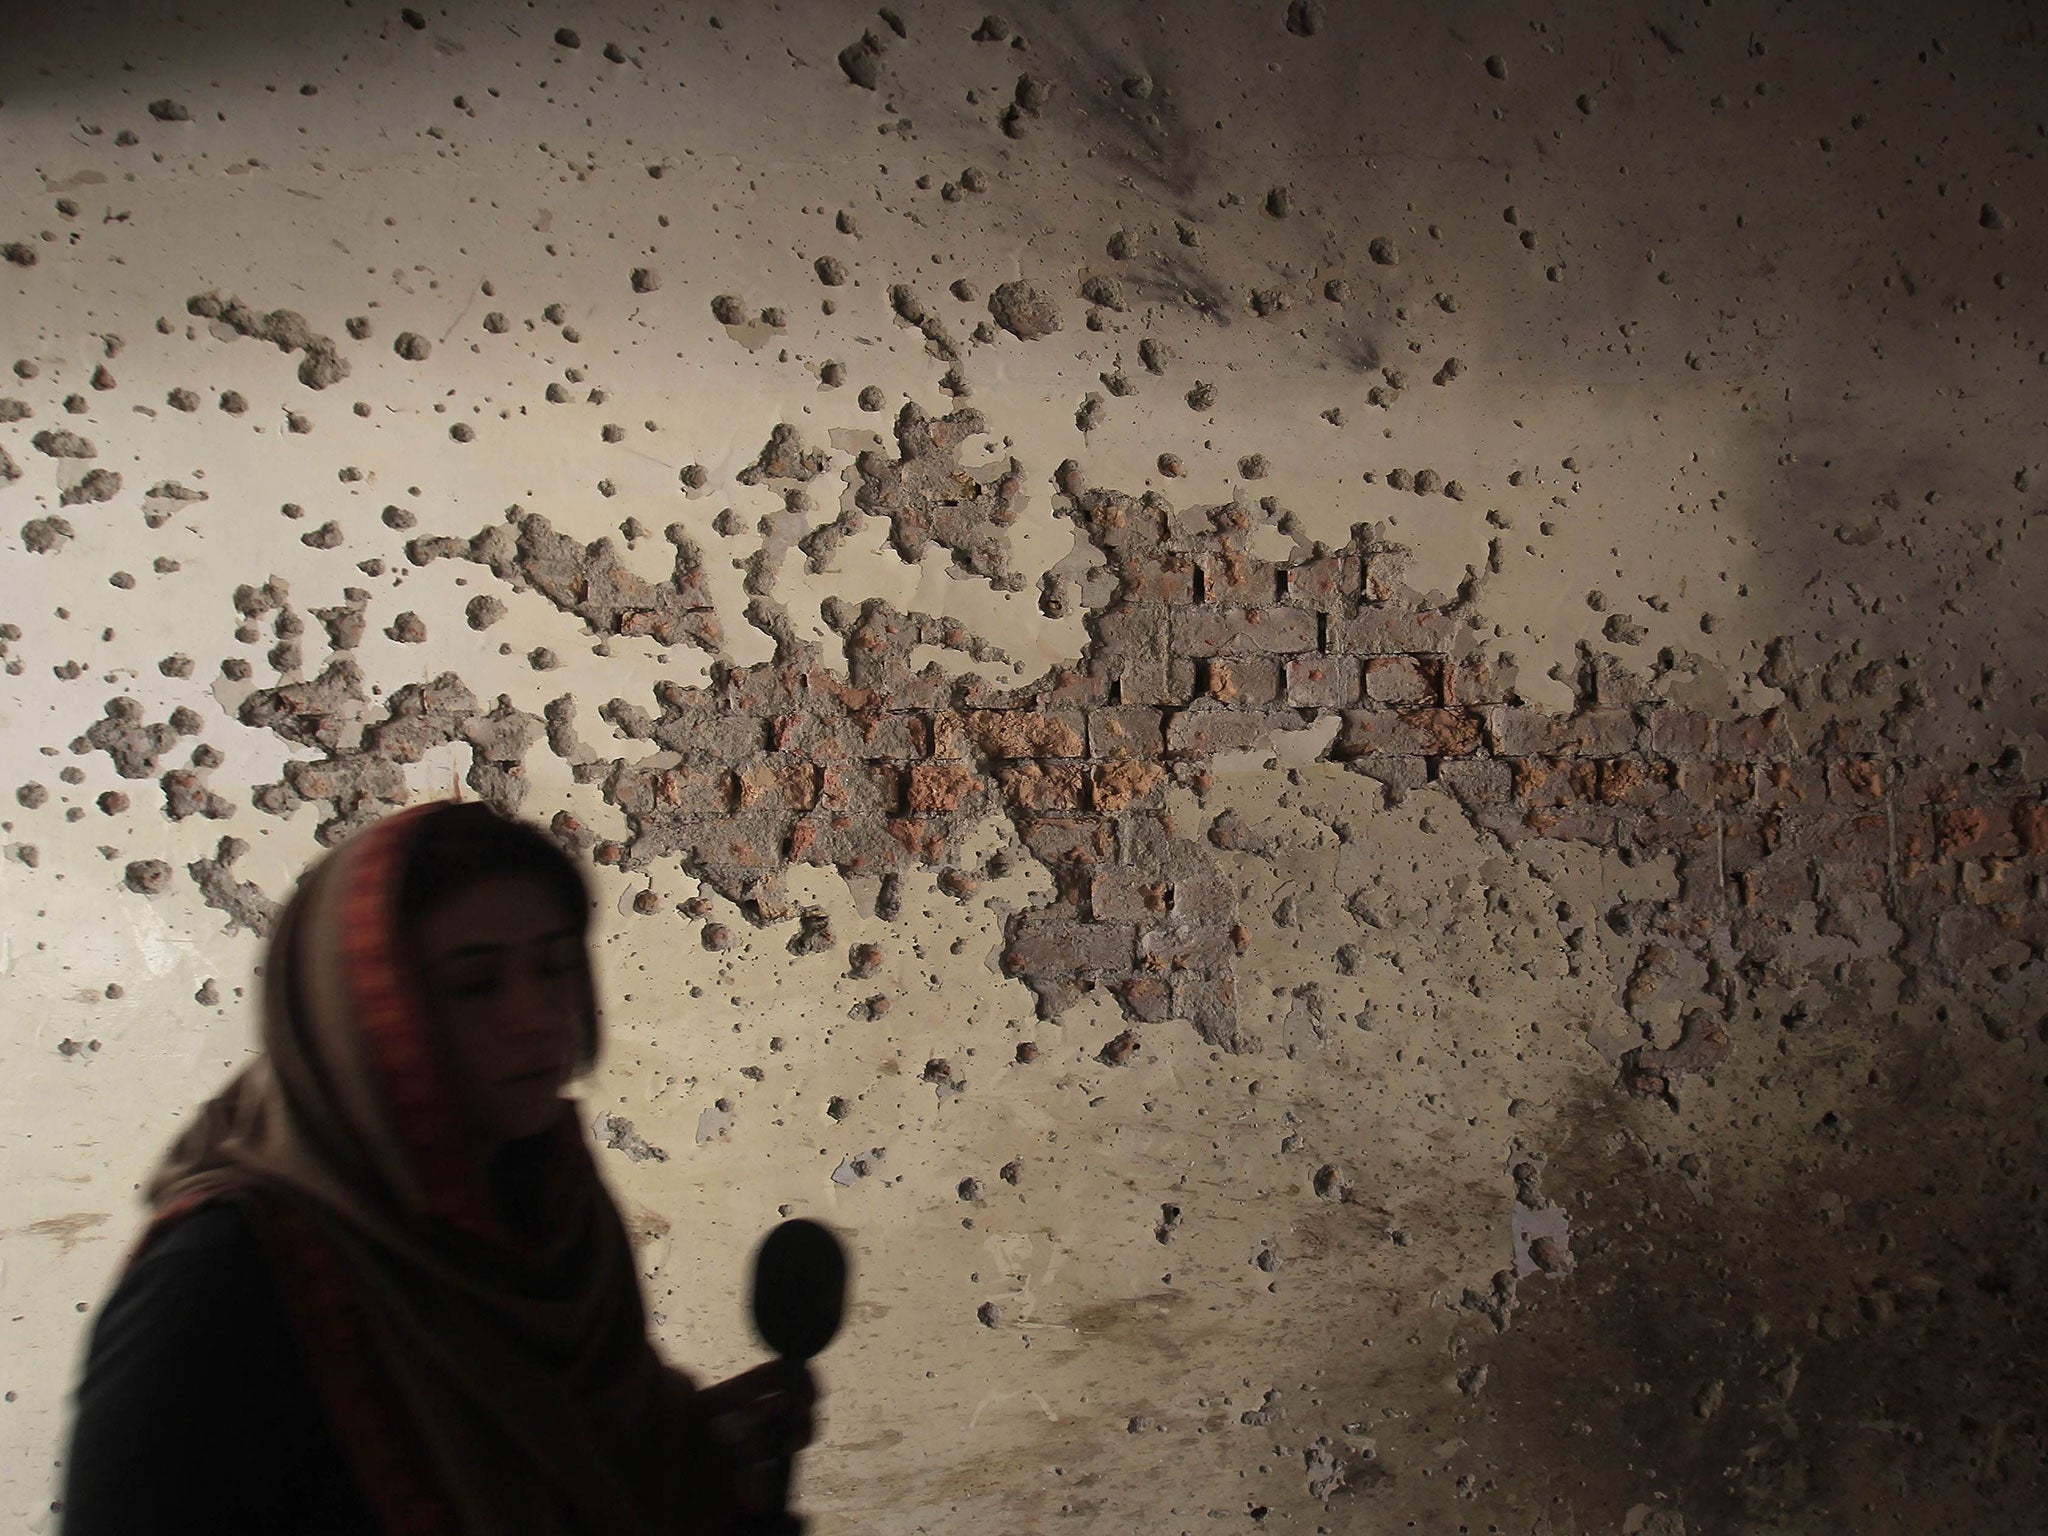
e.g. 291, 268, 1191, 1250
414, 873, 589, 1147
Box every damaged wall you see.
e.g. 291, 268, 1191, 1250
2, 0, 2045, 1530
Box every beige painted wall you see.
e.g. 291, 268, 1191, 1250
3, 2, 2044, 1531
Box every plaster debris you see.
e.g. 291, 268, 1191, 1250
187, 291, 349, 390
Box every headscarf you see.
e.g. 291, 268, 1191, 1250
126, 801, 733, 1535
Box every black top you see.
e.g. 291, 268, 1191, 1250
62, 1198, 380, 1535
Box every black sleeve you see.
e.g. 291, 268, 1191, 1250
60, 1198, 368, 1536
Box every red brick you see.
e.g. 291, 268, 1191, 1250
1509, 757, 1598, 806
1088, 706, 1166, 759
1120, 552, 1198, 604
613, 763, 733, 816
1755, 761, 1828, 809
1935, 805, 2018, 860
1332, 707, 1484, 758
2017, 803, 2048, 855
1285, 655, 1358, 708
1201, 656, 1282, 705
1089, 603, 1180, 706
736, 758, 818, 812
1200, 549, 1281, 603
950, 709, 1088, 758
1329, 605, 1458, 656
1175, 604, 1319, 656
1017, 815, 1114, 867
885, 817, 948, 862
1828, 759, 1888, 803
1597, 755, 1674, 807
999, 762, 1087, 812
1093, 760, 1166, 812
1283, 554, 1360, 606
1363, 655, 1442, 705
1112, 974, 1173, 1022
907, 761, 984, 814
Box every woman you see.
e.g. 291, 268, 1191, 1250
61, 800, 811, 1534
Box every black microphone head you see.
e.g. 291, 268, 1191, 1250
749, 1218, 848, 1361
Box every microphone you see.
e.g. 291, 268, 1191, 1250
739, 1219, 847, 1535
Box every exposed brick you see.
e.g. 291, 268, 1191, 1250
1120, 552, 1198, 604
1005, 913, 1136, 975
694, 817, 785, 869
1935, 804, 2018, 860
852, 709, 932, 758
736, 758, 818, 812
1444, 651, 1518, 706
613, 763, 733, 816
907, 761, 984, 814
1118, 813, 1173, 869
1436, 757, 1513, 805
1715, 711, 1798, 761
1093, 759, 1166, 812
1092, 870, 1169, 921
1176, 604, 1320, 656
1486, 706, 1636, 758
1170, 970, 1240, 1047
1363, 654, 1442, 705
1138, 921, 1239, 972
1284, 654, 1358, 708
999, 761, 1087, 812
1778, 808, 1890, 863
949, 708, 1088, 758
1165, 706, 1302, 757
1330, 604, 1459, 656
1017, 815, 1115, 867
1642, 707, 1712, 759
1520, 804, 1621, 845
818, 762, 904, 814
1596, 755, 1674, 807
1332, 707, 1484, 758
1170, 872, 1236, 921
1283, 553, 1360, 606
1755, 761, 1828, 809
1510, 757, 1599, 806
1204, 656, 1283, 705
1089, 603, 1179, 706
1200, 548, 1281, 603
885, 817, 948, 863
1112, 974, 1173, 1022
1829, 758, 1888, 803
2017, 802, 2048, 855
1088, 706, 1166, 759
1675, 758, 1753, 808
1737, 853, 1817, 908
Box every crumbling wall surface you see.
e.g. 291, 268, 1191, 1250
2, 1, 2044, 1531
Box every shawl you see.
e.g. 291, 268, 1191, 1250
125, 802, 731, 1535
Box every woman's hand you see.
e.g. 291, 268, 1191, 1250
695, 1357, 818, 1516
